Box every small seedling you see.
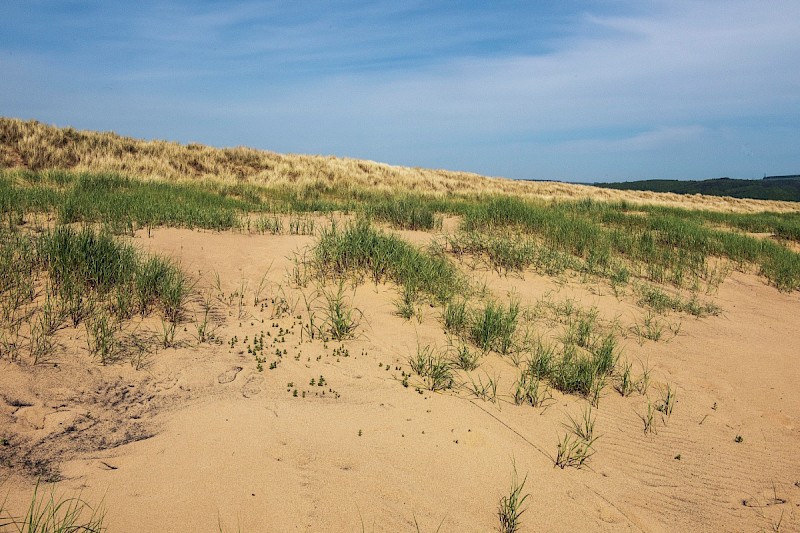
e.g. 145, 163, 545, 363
636, 361, 652, 395
616, 361, 634, 397
466, 372, 499, 403
640, 401, 657, 434
656, 383, 676, 419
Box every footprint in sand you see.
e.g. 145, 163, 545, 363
218, 366, 243, 384
242, 376, 264, 398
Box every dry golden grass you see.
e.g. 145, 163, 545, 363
2, 117, 798, 213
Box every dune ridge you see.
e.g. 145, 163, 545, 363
2, 117, 799, 214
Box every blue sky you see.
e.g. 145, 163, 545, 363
2, 1, 799, 182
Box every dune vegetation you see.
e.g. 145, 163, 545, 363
1, 118, 799, 532
3, 117, 800, 212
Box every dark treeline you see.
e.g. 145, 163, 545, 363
594, 177, 800, 202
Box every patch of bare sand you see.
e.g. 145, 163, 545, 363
2, 228, 799, 532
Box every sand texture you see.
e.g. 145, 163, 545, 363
2, 221, 799, 532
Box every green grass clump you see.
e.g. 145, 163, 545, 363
548, 344, 600, 396
470, 299, 520, 354
362, 195, 442, 231
527, 333, 617, 399
483, 237, 537, 274
135, 256, 177, 317
460, 195, 800, 291
448, 342, 480, 371
38, 226, 139, 296
442, 299, 468, 335
635, 283, 720, 316
313, 220, 463, 304
759, 243, 800, 291
462, 196, 606, 262
321, 282, 362, 340
58, 173, 244, 231
85, 310, 118, 364
555, 406, 598, 469
0, 232, 37, 321
408, 344, 454, 392
393, 284, 418, 320
0, 170, 248, 232
561, 311, 598, 349
0, 226, 189, 363
513, 369, 550, 407
37, 227, 185, 320
447, 231, 580, 276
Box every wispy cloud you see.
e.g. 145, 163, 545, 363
1, 0, 798, 180
551, 126, 708, 154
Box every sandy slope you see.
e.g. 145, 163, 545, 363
3, 117, 800, 215
1, 224, 799, 532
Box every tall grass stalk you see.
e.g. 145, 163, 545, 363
0, 481, 106, 532
497, 464, 530, 533
321, 282, 362, 341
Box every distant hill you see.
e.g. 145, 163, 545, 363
594, 176, 800, 202
3, 117, 800, 212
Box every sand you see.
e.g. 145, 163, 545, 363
1, 222, 799, 532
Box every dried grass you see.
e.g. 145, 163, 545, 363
3, 117, 798, 214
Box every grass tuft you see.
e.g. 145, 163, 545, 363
362, 195, 442, 231
408, 344, 454, 392
313, 220, 463, 305
321, 282, 362, 341
497, 463, 530, 533
1, 226, 189, 364
0, 481, 106, 532
554, 406, 599, 469
469, 299, 519, 354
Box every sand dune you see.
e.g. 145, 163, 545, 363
2, 222, 798, 532
1, 120, 799, 531
3, 117, 799, 214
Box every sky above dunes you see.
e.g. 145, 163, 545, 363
2, 1, 799, 182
